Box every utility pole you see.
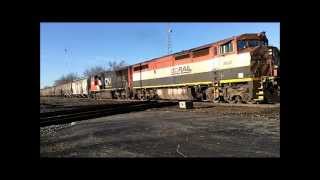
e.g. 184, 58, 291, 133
167, 23, 172, 54
64, 48, 73, 94
64, 48, 70, 74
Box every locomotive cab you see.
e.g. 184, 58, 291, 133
237, 32, 280, 82
215, 32, 280, 104
239, 32, 280, 103
237, 31, 269, 51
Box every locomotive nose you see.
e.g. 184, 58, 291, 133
268, 47, 280, 77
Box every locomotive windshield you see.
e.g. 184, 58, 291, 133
237, 39, 268, 49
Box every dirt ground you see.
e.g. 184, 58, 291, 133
40, 98, 280, 158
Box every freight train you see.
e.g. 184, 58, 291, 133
40, 32, 280, 103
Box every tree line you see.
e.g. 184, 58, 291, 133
53, 60, 127, 86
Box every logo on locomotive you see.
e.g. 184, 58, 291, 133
171, 65, 192, 75
104, 77, 112, 86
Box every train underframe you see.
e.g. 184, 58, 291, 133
89, 89, 129, 100
131, 76, 280, 104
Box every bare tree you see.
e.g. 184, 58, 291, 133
83, 60, 127, 78
54, 73, 79, 86
106, 60, 127, 71
83, 66, 106, 77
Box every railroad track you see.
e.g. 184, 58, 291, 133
40, 98, 279, 127
192, 101, 280, 108
40, 101, 177, 127
40, 101, 148, 118
156, 99, 279, 108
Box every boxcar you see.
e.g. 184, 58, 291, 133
72, 78, 88, 97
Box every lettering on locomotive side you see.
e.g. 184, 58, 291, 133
223, 60, 232, 65
105, 78, 112, 86
171, 65, 192, 75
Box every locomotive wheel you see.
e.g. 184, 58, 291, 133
241, 94, 250, 104
234, 95, 242, 104
246, 100, 255, 104
213, 98, 220, 103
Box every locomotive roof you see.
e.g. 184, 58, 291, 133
94, 66, 129, 75
131, 32, 266, 66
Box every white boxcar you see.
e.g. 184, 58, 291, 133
63, 82, 73, 97
72, 79, 88, 96
54, 83, 72, 97
54, 85, 62, 96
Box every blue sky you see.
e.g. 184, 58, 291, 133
40, 22, 280, 88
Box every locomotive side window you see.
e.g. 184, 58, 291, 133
175, 53, 190, 60
238, 39, 268, 50
248, 40, 260, 47
219, 41, 233, 54
141, 65, 148, 70
237, 40, 246, 49
192, 47, 210, 58
263, 39, 268, 45
133, 67, 139, 71
133, 64, 148, 71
